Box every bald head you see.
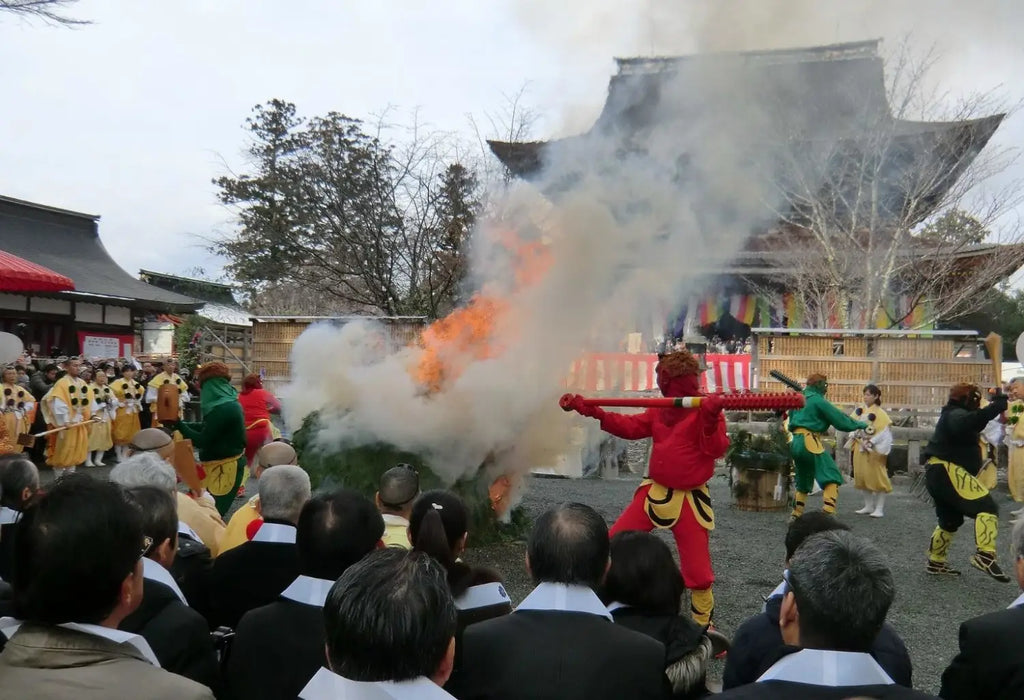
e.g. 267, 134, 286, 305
129, 428, 174, 462
255, 442, 297, 476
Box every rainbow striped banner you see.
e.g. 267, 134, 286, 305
698, 297, 722, 326
783, 293, 803, 328
729, 294, 757, 325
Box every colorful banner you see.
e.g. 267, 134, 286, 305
698, 297, 722, 326
729, 294, 757, 325
783, 293, 803, 328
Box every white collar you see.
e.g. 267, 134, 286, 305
381, 514, 409, 527
281, 575, 335, 608
0, 616, 161, 667
177, 520, 201, 542
606, 601, 629, 613
141, 557, 188, 605
1009, 591, 1024, 609
299, 667, 453, 699
454, 582, 512, 611
251, 522, 297, 544
515, 583, 612, 620
0, 506, 21, 525
758, 649, 894, 687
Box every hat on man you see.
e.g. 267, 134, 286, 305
256, 441, 297, 470
129, 427, 173, 455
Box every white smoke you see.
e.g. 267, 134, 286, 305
285, 1, 1022, 485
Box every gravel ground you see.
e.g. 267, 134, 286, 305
42, 458, 1021, 695
470, 469, 1022, 695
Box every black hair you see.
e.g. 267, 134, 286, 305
784, 511, 851, 561
378, 464, 420, 510
788, 530, 894, 652
409, 490, 477, 597
864, 384, 882, 406
13, 475, 144, 625
125, 486, 178, 553
43, 364, 58, 374
602, 531, 684, 616
324, 548, 456, 682
527, 502, 609, 589
0, 458, 39, 510
296, 489, 384, 580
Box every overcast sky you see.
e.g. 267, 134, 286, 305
1, 0, 1022, 282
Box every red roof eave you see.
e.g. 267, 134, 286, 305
0, 250, 75, 293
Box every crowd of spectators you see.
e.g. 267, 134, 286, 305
0, 440, 1022, 698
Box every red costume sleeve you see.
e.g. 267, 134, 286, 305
598, 409, 656, 440
700, 410, 730, 459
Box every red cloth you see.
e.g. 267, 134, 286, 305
587, 373, 729, 490
0, 251, 74, 292
238, 388, 281, 425
244, 422, 272, 465
610, 482, 713, 590
246, 518, 264, 541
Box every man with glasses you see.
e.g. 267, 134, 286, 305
0, 475, 212, 699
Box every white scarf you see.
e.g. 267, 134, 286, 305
0, 617, 160, 667
299, 667, 453, 699
251, 522, 297, 544
454, 582, 512, 612
281, 576, 335, 608
141, 557, 188, 605
757, 648, 894, 686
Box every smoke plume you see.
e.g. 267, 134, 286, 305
285, 1, 1022, 487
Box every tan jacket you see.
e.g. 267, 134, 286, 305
0, 624, 213, 699
177, 492, 226, 557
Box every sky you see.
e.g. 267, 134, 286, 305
1, 0, 1022, 282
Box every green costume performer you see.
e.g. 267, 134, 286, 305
787, 373, 867, 518
173, 362, 247, 517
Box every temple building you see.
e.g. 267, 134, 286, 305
490, 40, 1023, 340
0, 195, 200, 357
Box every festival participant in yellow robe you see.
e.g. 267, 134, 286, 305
846, 384, 894, 518
86, 371, 117, 467
41, 358, 93, 472
977, 396, 1003, 491
0, 367, 35, 453
110, 366, 144, 462
1004, 378, 1024, 519
145, 359, 190, 427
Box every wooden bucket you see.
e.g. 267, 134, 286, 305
173, 439, 203, 493
733, 468, 789, 512
156, 383, 180, 423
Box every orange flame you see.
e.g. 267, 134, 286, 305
413, 230, 551, 393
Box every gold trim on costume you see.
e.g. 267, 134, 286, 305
927, 458, 990, 500
793, 427, 824, 454
204, 454, 243, 497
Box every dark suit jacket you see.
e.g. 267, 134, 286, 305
718, 680, 936, 699
227, 598, 325, 700
119, 577, 224, 697
172, 532, 215, 627
723, 595, 913, 689
612, 608, 709, 700
447, 609, 668, 700
209, 531, 299, 629
0, 522, 18, 582
939, 604, 1024, 700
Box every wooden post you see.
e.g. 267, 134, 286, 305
835, 432, 852, 475
907, 440, 922, 475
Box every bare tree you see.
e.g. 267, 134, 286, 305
745, 42, 1023, 329
468, 83, 539, 187
0, 0, 87, 25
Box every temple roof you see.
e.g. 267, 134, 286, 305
0, 196, 201, 313
139, 270, 252, 327
490, 40, 1004, 229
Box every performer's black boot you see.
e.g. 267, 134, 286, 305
970, 551, 1011, 583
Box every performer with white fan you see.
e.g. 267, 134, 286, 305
846, 384, 894, 518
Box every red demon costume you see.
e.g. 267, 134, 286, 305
564, 350, 728, 625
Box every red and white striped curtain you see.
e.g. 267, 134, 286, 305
567, 353, 751, 393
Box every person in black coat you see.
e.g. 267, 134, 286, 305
226, 488, 384, 700
939, 519, 1024, 700
718, 531, 933, 700
447, 502, 667, 700
602, 531, 719, 699
119, 487, 224, 697
724, 511, 912, 690
208, 465, 309, 629
409, 490, 511, 640
0, 457, 40, 582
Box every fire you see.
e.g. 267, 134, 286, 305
412, 230, 552, 393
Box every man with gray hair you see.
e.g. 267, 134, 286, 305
209, 465, 310, 628
939, 518, 1024, 700
218, 441, 298, 554
718, 530, 933, 699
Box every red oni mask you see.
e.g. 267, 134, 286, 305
656, 364, 700, 398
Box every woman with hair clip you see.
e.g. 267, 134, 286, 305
602, 531, 726, 699
847, 384, 894, 518
409, 490, 512, 634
